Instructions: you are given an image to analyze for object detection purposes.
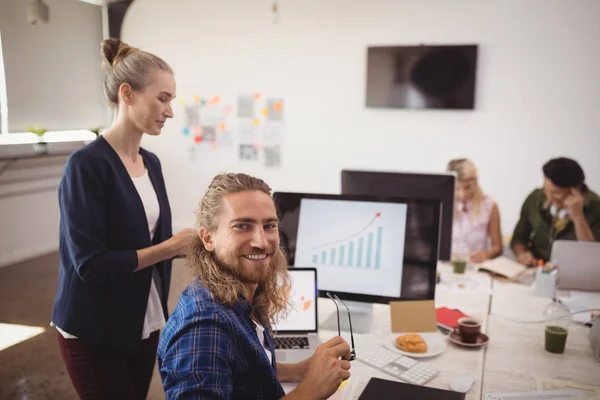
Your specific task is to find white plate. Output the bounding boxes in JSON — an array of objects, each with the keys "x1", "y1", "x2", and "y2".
[{"x1": 384, "y1": 332, "x2": 447, "y2": 358}]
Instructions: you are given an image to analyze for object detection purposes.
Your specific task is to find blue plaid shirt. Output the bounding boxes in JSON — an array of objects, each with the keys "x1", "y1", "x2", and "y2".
[{"x1": 157, "y1": 282, "x2": 285, "y2": 399}]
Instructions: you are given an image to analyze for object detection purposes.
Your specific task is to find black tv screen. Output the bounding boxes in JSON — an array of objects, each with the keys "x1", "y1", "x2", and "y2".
[{"x1": 365, "y1": 44, "x2": 478, "y2": 110}]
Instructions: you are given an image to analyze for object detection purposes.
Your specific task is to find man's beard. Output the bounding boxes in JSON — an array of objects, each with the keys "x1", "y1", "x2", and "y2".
[{"x1": 214, "y1": 249, "x2": 275, "y2": 284}]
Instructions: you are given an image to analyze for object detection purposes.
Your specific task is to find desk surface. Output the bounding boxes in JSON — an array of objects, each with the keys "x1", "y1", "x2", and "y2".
[
  {"x1": 282, "y1": 267, "x2": 599, "y2": 399},
  {"x1": 284, "y1": 265, "x2": 493, "y2": 399},
  {"x1": 483, "y1": 281, "x2": 600, "y2": 393}
]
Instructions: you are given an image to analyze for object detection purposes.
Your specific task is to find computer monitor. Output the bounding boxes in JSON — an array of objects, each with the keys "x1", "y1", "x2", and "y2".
[
  {"x1": 341, "y1": 169, "x2": 456, "y2": 261},
  {"x1": 273, "y1": 192, "x2": 440, "y2": 333}
]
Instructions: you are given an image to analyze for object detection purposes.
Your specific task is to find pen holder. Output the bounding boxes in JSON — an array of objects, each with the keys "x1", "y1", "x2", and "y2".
[{"x1": 533, "y1": 268, "x2": 557, "y2": 298}]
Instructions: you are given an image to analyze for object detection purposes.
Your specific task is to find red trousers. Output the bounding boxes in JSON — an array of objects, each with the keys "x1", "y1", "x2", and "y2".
[{"x1": 56, "y1": 330, "x2": 159, "y2": 400}]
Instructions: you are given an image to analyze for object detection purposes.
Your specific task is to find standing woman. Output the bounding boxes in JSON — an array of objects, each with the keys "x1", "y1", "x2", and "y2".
[
  {"x1": 51, "y1": 38, "x2": 195, "y2": 399},
  {"x1": 447, "y1": 158, "x2": 503, "y2": 263}
]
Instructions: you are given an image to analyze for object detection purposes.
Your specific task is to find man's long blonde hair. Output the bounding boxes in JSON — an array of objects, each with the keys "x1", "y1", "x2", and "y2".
[
  {"x1": 185, "y1": 173, "x2": 291, "y2": 328},
  {"x1": 447, "y1": 158, "x2": 485, "y2": 219}
]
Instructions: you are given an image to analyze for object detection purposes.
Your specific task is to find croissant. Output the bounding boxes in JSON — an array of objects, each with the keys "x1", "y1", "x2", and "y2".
[{"x1": 395, "y1": 333, "x2": 428, "y2": 353}]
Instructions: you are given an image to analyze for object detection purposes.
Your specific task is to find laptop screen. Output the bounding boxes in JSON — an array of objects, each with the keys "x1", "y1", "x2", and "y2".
[{"x1": 274, "y1": 269, "x2": 318, "y2": 333}]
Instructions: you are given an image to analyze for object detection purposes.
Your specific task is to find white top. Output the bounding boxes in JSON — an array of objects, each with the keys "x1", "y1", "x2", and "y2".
[
  {"x1": 254, "y1": 321, "x2": 273, "y2": 365},
  {"x1": 53, "y1": 169, "x2": 165, "y2": 340},
  {"x1": 133, "y1": 169, "x2": 166, "y2": 340},
  {"x1": 451, "y1": 196, "x2": 495, "y2": 254}
]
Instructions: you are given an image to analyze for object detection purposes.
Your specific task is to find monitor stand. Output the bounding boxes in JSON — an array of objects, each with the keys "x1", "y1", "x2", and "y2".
[{"x1": 320, "y1": 300, "x2": 374, "y2": 334}]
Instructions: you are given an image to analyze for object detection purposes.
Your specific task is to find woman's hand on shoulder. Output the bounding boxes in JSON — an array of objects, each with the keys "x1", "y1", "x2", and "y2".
[{"x1": 167, "y1": 228, "x2": 197, "y2": 258}]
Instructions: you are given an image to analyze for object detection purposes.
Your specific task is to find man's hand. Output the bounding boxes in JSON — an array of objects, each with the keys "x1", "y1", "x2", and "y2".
[
  {"x1": 564, "y1": 188, "x2": 585, "y2": 222},
  {"x1": 516, "y1": 251, "x2": 537, "y2": 267},
  {"x1": 276, "y1": 358, "x2": 309, "y2": 383},
  {"x1": 293, "y1": 336, "x2": 352, "y2": 400}
]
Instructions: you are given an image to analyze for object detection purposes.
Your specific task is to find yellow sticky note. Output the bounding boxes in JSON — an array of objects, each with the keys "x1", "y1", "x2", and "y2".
[{"x1": 337, "y1": 379, "x2": 350, "y2": 391}]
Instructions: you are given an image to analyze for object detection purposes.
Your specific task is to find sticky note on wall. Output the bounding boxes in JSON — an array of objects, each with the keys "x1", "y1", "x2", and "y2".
[{"x1": 267, "y1": 98, "x2": 284, "y2": 121}]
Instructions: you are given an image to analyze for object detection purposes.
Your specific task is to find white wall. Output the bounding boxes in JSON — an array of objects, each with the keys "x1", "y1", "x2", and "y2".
[
  {"x1": 122, "y1": 0, "x2": 600, "y2": 236},
  {"x1": 0, "y1": 155, "x2": 68, "y2": 267},
  {"x1": 0, "y1": 0, "x2": 104, "y2": 267},
  {"x1": 0, "y1": 0, "x2": 106, "y2": 132}
]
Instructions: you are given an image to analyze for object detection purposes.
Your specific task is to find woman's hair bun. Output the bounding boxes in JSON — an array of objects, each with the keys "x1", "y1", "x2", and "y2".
[{"x1": 101, "y1": 38, "x2": 138, "y2": 69}]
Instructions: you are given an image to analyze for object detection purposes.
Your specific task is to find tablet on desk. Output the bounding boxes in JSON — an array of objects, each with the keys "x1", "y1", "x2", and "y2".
[{"x1": 358, "y1": 377, "x2": 466, "y2": 400}]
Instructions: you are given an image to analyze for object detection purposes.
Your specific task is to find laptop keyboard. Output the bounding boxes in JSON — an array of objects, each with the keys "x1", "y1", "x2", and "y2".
[{"x1": 274, "y1": 336, "x2": 310, "y2": 350}]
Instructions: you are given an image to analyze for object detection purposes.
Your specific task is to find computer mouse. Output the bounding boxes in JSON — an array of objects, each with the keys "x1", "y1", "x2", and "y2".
[{"x1": 450, "y1": 375, "x2": 474, "y2": 393}]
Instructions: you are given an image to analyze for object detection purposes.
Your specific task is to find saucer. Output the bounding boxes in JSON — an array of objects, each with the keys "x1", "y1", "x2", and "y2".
[{"x1": 448, "y1": 327, "x2": 489, "y2": 348}]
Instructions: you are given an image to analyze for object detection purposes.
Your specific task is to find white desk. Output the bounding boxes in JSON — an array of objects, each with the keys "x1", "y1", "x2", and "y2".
[
  {"x1": 282, "y1": 270, "x2": 600, "y2": 399},
  {"x1": 483, "y1": 281, "x2": 600, "y2": 394},
  {"x1": 283, "y1": 268, "x2": 493, "y2": 399}
]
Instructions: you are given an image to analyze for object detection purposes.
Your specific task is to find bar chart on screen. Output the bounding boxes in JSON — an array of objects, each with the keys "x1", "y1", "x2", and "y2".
[
  {"x1": 294, "y1": 198, "x2": 407, "y2": 297},
  {"x1": 310, "y1": 212, "x2": 384, "y2": 269}
]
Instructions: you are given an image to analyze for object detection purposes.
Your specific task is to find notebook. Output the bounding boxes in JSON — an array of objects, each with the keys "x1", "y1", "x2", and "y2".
[
  {"x1": 476, "y1": 256, "x2": 526, "y2": 281},
  {"x1": 358, "y1": 377, "x2": 465, "y2": 400},
  {"x1": 436, "y1": 307, "x2": 471, "y2": 332}
]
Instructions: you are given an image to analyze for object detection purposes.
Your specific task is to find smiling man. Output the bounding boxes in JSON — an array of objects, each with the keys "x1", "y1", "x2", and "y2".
[{"x1": 157, "y1": 173, "x2": 352, "y2": 400}]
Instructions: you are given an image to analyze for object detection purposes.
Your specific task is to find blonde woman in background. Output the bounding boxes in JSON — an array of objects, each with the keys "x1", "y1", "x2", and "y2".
[{"x1": 447, "y1": 159, "x2": 503, "y2": 263}]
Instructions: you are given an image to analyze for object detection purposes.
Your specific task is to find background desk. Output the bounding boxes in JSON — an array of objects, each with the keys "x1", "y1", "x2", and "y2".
[
  {"x1": 283, "y1": 269, "x2": 599, "y2": 399},
  {"x1": 483, "y1": 281, "x2": 600, "y2": 393},
  {"x1": 283, "y1": 267, "x2": 493, "y2": 399}
]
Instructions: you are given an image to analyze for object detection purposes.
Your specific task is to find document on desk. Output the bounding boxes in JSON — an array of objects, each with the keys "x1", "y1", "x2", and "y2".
[
  {"x1": 438, "y1": 271, "x2": 493, "y2": 295},
  {"x1": 535, "y1": 376, "x2": 600, "y2": 397},
  {"x1": 476, "y1": 256, "x2": 527, "y2": 281},
  {"x1": 484, "y1": 390, "x2": 587, "y2": 399},
  {"x1": 559, "y1": 291, "x2": 600, "y2": 324},
  {"x1": 345, "y1": 379, "x2": 370, "y2": 400}
]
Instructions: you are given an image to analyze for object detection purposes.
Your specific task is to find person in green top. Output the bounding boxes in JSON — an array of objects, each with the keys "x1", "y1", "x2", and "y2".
[{"x1": 511, "y1": 157, "x2": 600, "y2": 266}]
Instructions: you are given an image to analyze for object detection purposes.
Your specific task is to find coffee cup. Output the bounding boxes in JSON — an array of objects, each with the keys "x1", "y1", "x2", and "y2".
[{"x1": 458, "y1": 317, "x2": 481, "y2": 344}]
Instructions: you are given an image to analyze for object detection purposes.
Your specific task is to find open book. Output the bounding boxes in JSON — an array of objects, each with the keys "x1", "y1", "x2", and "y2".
[{"x1": 475, "y1": 256, "x2": 526, "y2": 281}]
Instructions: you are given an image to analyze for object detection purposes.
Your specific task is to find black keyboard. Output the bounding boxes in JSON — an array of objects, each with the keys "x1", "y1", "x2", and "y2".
[{"x1": 274, "y1": 336, "x2": 310, "y2": 350}]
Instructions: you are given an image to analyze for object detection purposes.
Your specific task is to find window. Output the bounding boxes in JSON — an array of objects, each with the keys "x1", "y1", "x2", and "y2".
[{"x1": 0, "y1": 30, "x2": 8, "y2": 134}]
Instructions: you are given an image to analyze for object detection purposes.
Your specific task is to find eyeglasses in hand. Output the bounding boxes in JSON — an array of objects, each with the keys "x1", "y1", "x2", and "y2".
[{"x1": 326, "y1": 292, "x2": 356, "y2": 360}]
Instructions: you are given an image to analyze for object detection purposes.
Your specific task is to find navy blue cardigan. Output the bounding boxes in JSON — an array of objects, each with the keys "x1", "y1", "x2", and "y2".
[{"x1": 52, "y1": 136, "x2": 173, "y2": 352}]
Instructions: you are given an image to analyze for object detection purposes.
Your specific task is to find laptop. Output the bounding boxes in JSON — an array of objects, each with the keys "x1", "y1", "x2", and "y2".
[
  {"x1": 550, "y1": 240, "x2": 600, "y2": 291},
  {"x1": 273, "y1": 267, "x2": 322, "y2": 363}
]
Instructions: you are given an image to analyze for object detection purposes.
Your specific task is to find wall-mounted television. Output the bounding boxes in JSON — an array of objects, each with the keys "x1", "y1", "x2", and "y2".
[{"x1": 365, "y1": 44, "x2": 478, "y2": 110}]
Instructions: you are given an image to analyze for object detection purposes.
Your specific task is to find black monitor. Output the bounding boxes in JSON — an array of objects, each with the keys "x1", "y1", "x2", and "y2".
[
  {"x1": 274, "y1": 190, "x2": 439, "y2": 298},
  {"x1": 365, "y1": 44, "x2": 478, "y2": 110},
  {"x1": 274, "y1": 192, "x2": 440, "y2": 333},
  {"x1": 341, "y1": 169, "x2": 455, "y2": 261}
]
